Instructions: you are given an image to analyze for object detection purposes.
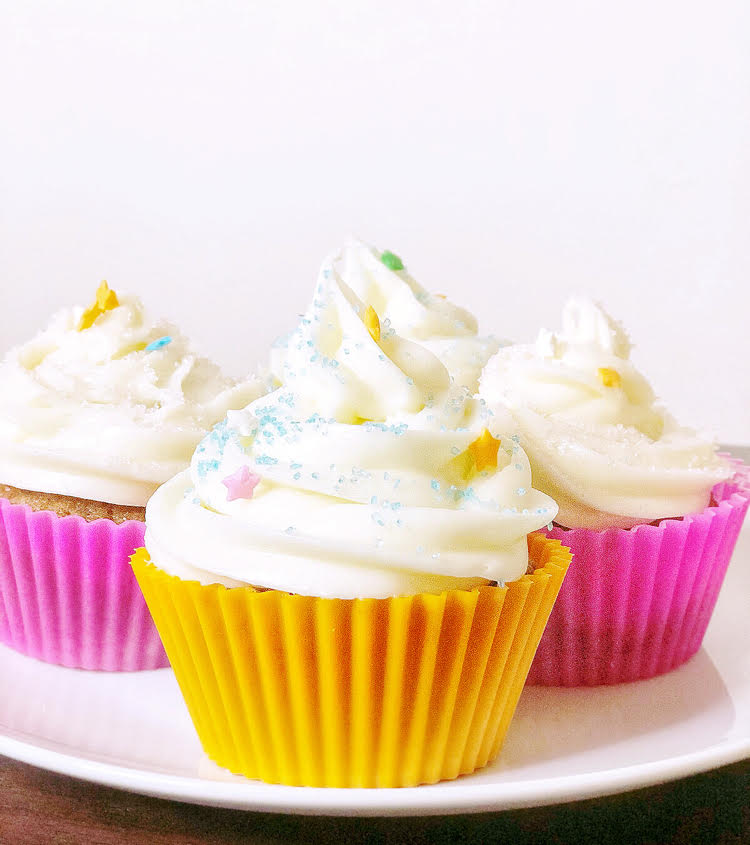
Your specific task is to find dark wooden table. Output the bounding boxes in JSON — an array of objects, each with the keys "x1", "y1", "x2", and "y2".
[{"x1": 1, "y1": 755, "x2": 748, "y2": 845}]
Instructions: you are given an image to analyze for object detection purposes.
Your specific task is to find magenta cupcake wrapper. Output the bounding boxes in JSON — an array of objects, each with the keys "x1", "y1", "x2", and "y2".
[
  {"x1": 527, "y1": 458, "x2": 750, "y2": 687},
  {"x1": 0, "y1": 498, "x2": 169, "y2": 671}
]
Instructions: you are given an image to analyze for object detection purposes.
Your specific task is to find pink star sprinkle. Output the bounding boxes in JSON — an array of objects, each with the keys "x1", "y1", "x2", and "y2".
[{"x1": 222, "y1": 466, "x2": 261, "y2": 502}]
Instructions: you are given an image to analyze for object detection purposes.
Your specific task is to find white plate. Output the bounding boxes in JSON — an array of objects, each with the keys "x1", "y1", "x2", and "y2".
[{"x1": 1, "y1": 523, "x2": 748, "y2": 817}]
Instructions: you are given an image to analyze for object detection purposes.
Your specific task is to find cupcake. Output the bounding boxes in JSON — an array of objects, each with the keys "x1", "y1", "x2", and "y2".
[
  {"x1": 0, "y1": 282, "x2": 268, "y2": 670},
  {"x1": 479, "y1": 298, "x2": 748, "y2": 686},
  {"x1": 132, "y1": 258, "x2": 570, "y2": 787},
  {"x1": 271, "y1": 240, "x2": 502, "y2": 393}
]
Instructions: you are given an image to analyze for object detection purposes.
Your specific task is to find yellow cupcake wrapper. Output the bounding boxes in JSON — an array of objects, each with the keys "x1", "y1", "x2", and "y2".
[{"x1": 131, "y1": 534, "x2": 571, "y2": 788}]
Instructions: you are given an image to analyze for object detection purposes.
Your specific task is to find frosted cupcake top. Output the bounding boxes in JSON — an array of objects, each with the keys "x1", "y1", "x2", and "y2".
[
  {"x1": 0, "y1": 283, "x2": 268, "y2": 507},
  {"x1": 479, "y1": 298, "x2": 731, "y2": 529},
  {"x1": 271, "y1": 240, "x2": 501, "y2": 393},
  {"x1": 145, "y1": 260, "x2": 557, "y2": 598}
]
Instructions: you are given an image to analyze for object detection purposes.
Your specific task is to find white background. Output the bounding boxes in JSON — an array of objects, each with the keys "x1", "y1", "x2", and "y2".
[{"x1": 1, "y1": 1, "x2": 748, "y2": 442}]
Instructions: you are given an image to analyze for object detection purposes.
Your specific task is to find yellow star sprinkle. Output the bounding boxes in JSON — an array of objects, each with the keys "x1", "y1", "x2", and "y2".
[
  {"x1": 77, "y1": 304, "x2": 102, "y2": 332},
  {"x1": 77, "y1": 281, "x2": 119, "y2": 331},
  {"x1": 364, "y1": 305, "x2": 381, "y2": 343},
  {"x1": 468, "y1": 428, "x2": 501, "y2": 472},
  {"x1": 95, "y1": 280, "x2": 119, "y2": 311},
  {"x1": 598, "y1": 367, "x2": 621, "y2": 388}
]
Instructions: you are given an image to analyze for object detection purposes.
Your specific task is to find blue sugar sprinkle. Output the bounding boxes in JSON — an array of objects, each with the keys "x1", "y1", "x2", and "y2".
[
  {"x1": 311, "y1": 472, "x2": 319, "y2": 480},
  {"x1": 516, "y1": 487, "x2": 527, "y2": 496},
  {"x1": 370, "y1": 495, "x2": 378, "y2": 505},
  {"x1": 255, "y1": 455, "x2": 278, "y2": 466},
  {"x1": 196, "y1": 458, "x2": 219, "y2": 478},
  {"x1": 290, "y1": 462, "x2": 302, "y2": 470},
  {"x1": 515, "y1": 463, "x2": 522, "y2": 471},
  {"x1": 293, "y1": 472, "x2": 301, "y2": 480},
  {"x1": 145, "y1": 335, "x2": 172, "y2": 352},
  {"x1": 451, "y1": 446, "x2": 461, "y2": 456},
  {"x1": 285, "y1": 526, "x2": 296, "y2": 535},
  {"x1": 431, "y1": 480, "x2": 440, "y2": 492}
]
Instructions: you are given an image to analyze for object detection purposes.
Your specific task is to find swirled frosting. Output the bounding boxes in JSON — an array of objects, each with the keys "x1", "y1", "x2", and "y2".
[
  {"x1": 479, "y1": 298, "x2": 731, "y2": 529},
  {"x1": 271, "y1": 241, "x2": 502, "y2": 393},
  {"x1": 146, "y1": 262, "x2": 557, "y2": 598},
  {"x1": 0, "y1": 287, "x2": 269, "y2": 506}
]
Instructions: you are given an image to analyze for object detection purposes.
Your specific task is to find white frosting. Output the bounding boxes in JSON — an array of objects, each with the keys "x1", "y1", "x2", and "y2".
[
  {"x1": 0, "y1": 292, "x2": 269, "y2": 506},
  {"x1": 270, "y1": 241, "x2": 502, "y2": 393},
  {"x1": 479, "y1": 298, "x2": 731, "y2": 529},
  {"x1": 146, "y1": 261, "x2": 557, "y2": 598}
]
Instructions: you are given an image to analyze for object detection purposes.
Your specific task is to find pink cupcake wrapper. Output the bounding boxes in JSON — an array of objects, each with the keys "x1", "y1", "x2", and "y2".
[
  {"x1": 0, "y1": 498, "x2": 168, "y2": 671},
  {"x1": 527, "y1": 457, "x2": 750, "y2": 687}
]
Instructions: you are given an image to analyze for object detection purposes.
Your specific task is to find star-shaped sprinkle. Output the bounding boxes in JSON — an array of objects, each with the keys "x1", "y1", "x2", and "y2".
[
  {"x1": 364, "y1": 305, "x2": 381, "y2": 342},
  {"x1": 146, "y1": 335, "x2": 173, "y2": 352},
  {"x1": 222, "y1": 466, "x2": 262, "y2": 502},
  {"x1": 598, "y1": 367, "x2": 621, "y2": 388},
  {"x1": 77, "y1": 281, "x2": 119, "y2": 331},
  {"x1": 468, "y1": 428, "x2": 501, "y2": 472},
  {"x1": 380, "y1": 250, "x2": 404, "y2": 271}
]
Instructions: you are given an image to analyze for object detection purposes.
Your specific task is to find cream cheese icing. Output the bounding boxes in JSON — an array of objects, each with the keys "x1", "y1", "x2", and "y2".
[
  {"x1": 479, "y1": 298, "x2": 731, "y2": 529},
  {"x1": 270, "y1": 240, "x2": 502, "y2": 393},
  {"x1": 145, "y1": 260, "x2": 557, "y2": 598},
  {"x1": 0, "y1": 285, "x2": 269, "y2": 506}
]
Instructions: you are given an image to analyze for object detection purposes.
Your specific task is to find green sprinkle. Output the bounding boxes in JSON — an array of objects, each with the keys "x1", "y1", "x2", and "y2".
[{"x1": 380, "y1": 250, "x2": 404, "y2": 271}]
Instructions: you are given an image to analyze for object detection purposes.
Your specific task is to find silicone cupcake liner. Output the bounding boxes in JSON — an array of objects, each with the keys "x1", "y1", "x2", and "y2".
[
  {"x1": 131, "y1": 534, "x2": 571, "y2": 788},
  {"x1": 0, "y1": 497, "x2": 169, "y2": 671},
  {"x1": 527, "y1": 459, "x2": 750, "y2": 687}
]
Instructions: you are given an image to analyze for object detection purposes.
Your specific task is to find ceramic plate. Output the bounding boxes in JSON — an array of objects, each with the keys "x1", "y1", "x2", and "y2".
[{"x1": 1, "y1": 520, "x2": 748, "y2": 817}]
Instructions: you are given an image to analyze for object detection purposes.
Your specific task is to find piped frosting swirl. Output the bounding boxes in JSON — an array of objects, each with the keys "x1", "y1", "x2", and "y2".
[
  {"x1": 0, "y1": 285, "x2": 268, "y2": 506},
  {"x1": 146, "y1": 258, "x2": 557, "y2": 598},
  {"x1": 479, "y1": 298, "x2": 731, "y2": 529}
]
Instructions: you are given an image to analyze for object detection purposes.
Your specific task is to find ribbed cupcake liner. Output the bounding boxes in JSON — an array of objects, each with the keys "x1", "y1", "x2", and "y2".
[
  {"x1": 131, "y1": 533, "x2": 571, "y2": 788},
  {"x1": 527, "y1": 459, "x2": 750, "y2": 687},
  {"x1": 0, "y1": 498, "x2": 169, "y2": 671}
]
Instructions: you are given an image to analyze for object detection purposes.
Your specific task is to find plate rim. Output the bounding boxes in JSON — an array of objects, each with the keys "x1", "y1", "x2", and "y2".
[{"x1": 1, "y1": 727, "x2": 748, "y2": 817}]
